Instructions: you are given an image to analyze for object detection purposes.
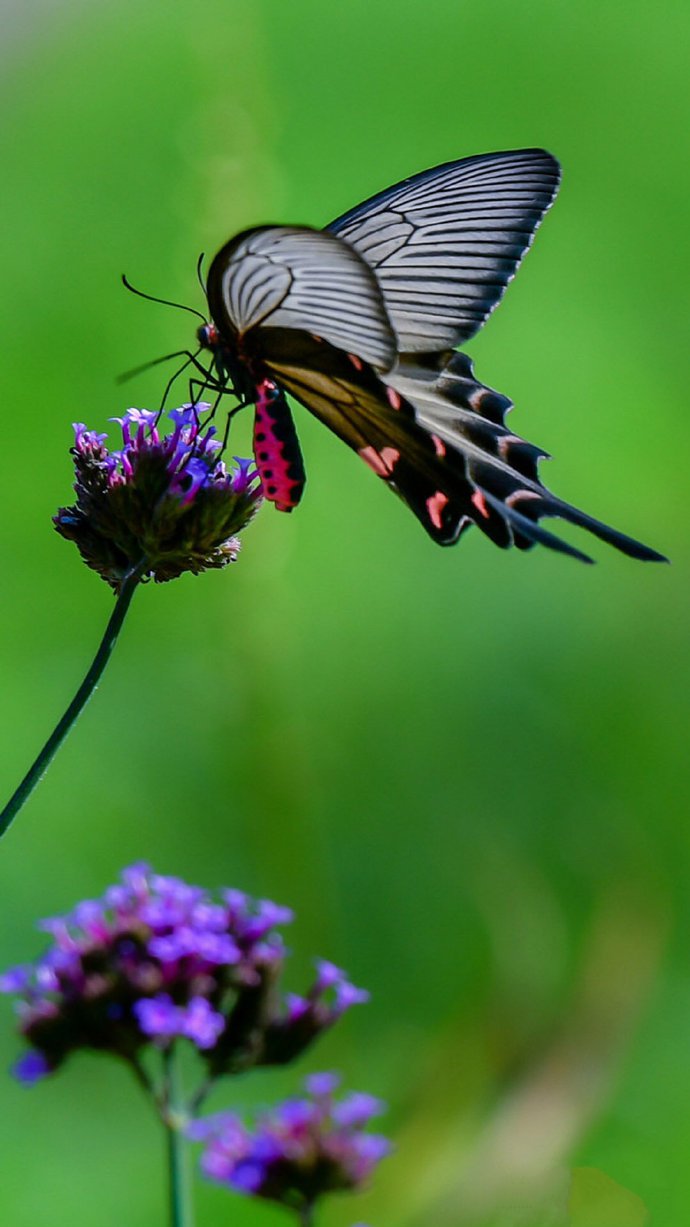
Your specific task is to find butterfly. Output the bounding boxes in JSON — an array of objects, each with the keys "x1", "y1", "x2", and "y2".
[{"x1": 193, "y1": 148, "x2": 664, "y2": 564}]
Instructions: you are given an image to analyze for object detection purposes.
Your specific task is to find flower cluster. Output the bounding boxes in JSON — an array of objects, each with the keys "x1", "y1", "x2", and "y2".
[
  {"x1": 53, "y1": 406, "x2": 262, "y2": 587},
  {"x1": 0, "y1": 865, "x2": 368, "y2": 1085},
  {"x1": 192, "y1": 1073, "x2": 391, "y2": 1215}
]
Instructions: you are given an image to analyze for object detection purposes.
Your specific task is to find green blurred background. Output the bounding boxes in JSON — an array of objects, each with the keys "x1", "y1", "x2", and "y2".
[{"x1": 0, "y1": 1, "x2": 687, "y2": 1223}]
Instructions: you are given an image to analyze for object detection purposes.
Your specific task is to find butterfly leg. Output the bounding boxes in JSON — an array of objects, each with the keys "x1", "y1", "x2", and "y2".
[{"x1": 158, "y1": 350, "x2": 221, "y2": 416}]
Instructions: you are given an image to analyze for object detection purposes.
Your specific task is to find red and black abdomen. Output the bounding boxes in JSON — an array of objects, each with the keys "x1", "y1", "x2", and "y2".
[{"x1": 253, "y1": 379, "x2": 306, "y2": 512}]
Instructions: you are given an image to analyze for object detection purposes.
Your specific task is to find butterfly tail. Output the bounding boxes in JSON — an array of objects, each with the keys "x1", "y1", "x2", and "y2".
[{"x1": 388, "y1": 352, "x2": 667, "y2": 563}]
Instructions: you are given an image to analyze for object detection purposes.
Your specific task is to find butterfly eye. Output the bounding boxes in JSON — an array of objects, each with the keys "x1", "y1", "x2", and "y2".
[{"x1": 197, "y1": 323, "x2": 218, "y2": 350}]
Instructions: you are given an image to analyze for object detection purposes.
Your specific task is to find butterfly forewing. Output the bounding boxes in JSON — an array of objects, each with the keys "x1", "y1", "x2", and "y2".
[
  {"x1": 206, "y1": 225, "x2": 396, "y2": 372},
  {"x1": 327, "y1": 148, "x2": 561, "y2": 351}
]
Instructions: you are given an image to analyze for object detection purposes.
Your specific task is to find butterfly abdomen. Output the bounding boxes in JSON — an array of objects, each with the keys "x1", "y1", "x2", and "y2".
[{"x1": 253, "y1": 380, "x2": 306, "y2": 512}]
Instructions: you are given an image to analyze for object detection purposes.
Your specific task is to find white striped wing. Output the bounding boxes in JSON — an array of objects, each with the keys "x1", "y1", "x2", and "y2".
[
  {"x1": 327, "y1": 148, "x2": 560, "y2": 352},
  {"x1": 206, "y1": 225, "x2": 397, "y2": 372}
]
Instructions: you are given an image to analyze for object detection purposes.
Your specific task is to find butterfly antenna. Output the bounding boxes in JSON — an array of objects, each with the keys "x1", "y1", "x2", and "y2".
[
  {"x1": 121, "y1": 273, "x2": 207, "y2": 323},
  {"x1": 196, "y1": 252, "x2": 207, "y2": 294},
  {"x1": 117, "y1": 349, "x2": 203, "y2": 385}
]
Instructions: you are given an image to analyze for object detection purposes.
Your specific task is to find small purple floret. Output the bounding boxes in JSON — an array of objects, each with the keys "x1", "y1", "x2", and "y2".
[
  {"x1": 230, "y1": 1162, "x2": 266, "y2": 1193},
  {"x1": 333, "y1": 1094, "x2": 385, "y2": 1128},
  {"x1": 133, "y1": 995, "x2": 180, "y2": 1041},
  {"x1": 335, "y1": 981, "x2": 371, "y2": 1011},
  {"x1": 306, "y1": 1071, "x2": 340, "y2": 1097},
  {"x1": 0, "y1": 966, "x2": 33, "y2": 993},
  {"x1": 314, "y1": 959, "x2": 346, "y2": 990},
  {"x1": 13, "y1": 1050, "x2": 51, "y2": 1085},
  {"x1": 182, "y1": 997, "x2": 225, "y2": 1049}
]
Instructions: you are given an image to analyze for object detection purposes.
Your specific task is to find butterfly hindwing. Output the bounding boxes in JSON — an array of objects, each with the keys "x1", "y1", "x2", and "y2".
[
  {"x1": 257, "y1": 328, "x2": 476, "y2": 544},
  {"x1": 256, "y1": 329, "x2": 579, "y2": 553},
  {"x1": 387, "y1": 352, "x2": 666, "y2": 562}
]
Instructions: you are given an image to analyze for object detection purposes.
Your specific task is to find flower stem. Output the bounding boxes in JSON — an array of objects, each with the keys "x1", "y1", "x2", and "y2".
[
  {"x1": 0, "y1": 565, "x2": 143, "y2": 839},
  {"x1": 187, "y1": 1075, "x2": 214, "y2": 1116},
  {"x1": 163, "y1": 1047, "x2": 193, "y2": 1227},
  {"x1": 299, "y1": 1203, "x2": 316, "y2": 1227}
]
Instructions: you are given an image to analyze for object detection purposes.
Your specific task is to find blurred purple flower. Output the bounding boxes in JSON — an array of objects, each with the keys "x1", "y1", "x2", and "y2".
[
  {"x1": 133, "y1": 994, "x2": 225, "y2": 1049},
  {"x1": 194, "y1": 1073, "x2": 391, "y2": 1217},
  {"x1": 54, "y1": 405, "x2": 263, "y2": 587},
  {"x1": 13, "y1": 1050, "x2": 52, "y2": 1085},
  {"x1": 1, "y1": 865, "x2": 368, "y2": 1084}
]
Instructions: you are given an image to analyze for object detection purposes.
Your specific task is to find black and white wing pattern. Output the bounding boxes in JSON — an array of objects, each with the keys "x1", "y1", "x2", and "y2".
[
  {"x1": 205, "y1": 225, "x2": 396, "y2": 371},
  {"x1": 259, "y1": 328, "x2": 477, "y2": 546},
  {"x1": 385, "y1": 351, "x2": 666, "y2": 561},
  {"x1": 198, "y1": 154, "x2": 665, "y2": 563},
  {"x1": 257, "y1": 330, "x2": 664, "y2": 561},
  {"x1": 327, "y1": 148, "x2": 560, "y2": 352}
]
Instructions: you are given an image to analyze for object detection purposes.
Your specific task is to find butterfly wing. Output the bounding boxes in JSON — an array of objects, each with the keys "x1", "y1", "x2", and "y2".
[
  {"x1": 256, "y1": 329, "x2": 654, "y2": 561},
  {"x1": 325, "y1": 149, "x2": 663, "y2": 560},
  {"x1": 258, "y1": 328, "x2": 475, "y2": 545},
  {"x1": 386, "y1": 352, "x2": 666, "y2": 562},
  {"x1": 327, "y1": 148, "x2": 560, "y2": 351},
  {"x1": 205, "y1": 224, "x2": 396, "y2": 371}
]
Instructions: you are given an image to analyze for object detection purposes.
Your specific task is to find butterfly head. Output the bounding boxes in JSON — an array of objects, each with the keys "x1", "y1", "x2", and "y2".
[
  {"x1": 196, "y1": 320, "x2": 231, "y2": 387},
  {"x1": 196, "y1": 321, "x2": 220, "y2": 352}
]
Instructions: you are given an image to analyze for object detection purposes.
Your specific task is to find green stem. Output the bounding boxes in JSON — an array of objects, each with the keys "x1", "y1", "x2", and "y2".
[
  {"x1": 299, "y1": 1203, "x2": 315, "y2": 1227},
  {"x1": 126, "y1": 1053, "x2": 161, "y2": 1109},
  {"x1": 0, "y1": 565, "x2": 142, "y2": 839},
  {"x1": 163, "y1": 1047, "x2": 193, "y2": 1227},
  {"x1": 187, "y1": 1075, "x2": 214, "y2": 1116}
]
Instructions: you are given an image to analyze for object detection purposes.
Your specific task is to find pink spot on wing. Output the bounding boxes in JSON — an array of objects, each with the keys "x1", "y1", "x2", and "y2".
[
  {"x1": 431, "y1": 434, "x2": 446, "y2": 458},
  {"x1": 506, "y1": 489, "x2": 540, "y2": 508},
  {"x1": 498, "y1": 433, "x2": 524, "y2": 458},
  {"x1": 380, "y1": 446, "x2": 400, "y2": 471},
  {"x1": 471, "y1": 490, "x2": 490, "y2": 519},
  {"x1": 358, "y1": 446, "x2": 400, "y2": 477},
  {"x1": 426, "y1": 491, "x2": 449, "y2": 530},
  {"x1": 348, "y1": 353, "x2": 364, "y2": 371},
  {"x1": 386, "y1": 387, "x2": 402, "y2": 410}
]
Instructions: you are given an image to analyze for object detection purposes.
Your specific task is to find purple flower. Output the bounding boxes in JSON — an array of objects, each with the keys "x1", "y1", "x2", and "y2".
[
  {"x1": 133, "y1": 994, "x2": 182, "y2": 1041},
  {"x1": 253, "y1": 959, "x2": 369, "y2": 1071},
  {"x1": 306, "y1": 1071, "x2": 340, "y2": 1097},
  {"x1": 195, "y1": 1074, "x2": 392, "y2": 1215},
  {"x1": 182, "y1": 997, "x2": 226, "y2": 1049},
  {"x1": 13, "y1": 1050, "x2": 52, "y2": 1085},
  {"x1": 2, "y1": 866, "x2": 368, "y2": 1086},
  {"x1": 54, "y1": 405, "x2": 263, "y2": 588},
  {"x1": 133, "y1": 994, "x2": 225, "y2": 1049}
]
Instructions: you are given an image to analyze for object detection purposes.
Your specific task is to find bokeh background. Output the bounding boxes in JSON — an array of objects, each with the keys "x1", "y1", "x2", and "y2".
[{"x1": 0, "y1": 1, "x2": 687, "y2": 1223}]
